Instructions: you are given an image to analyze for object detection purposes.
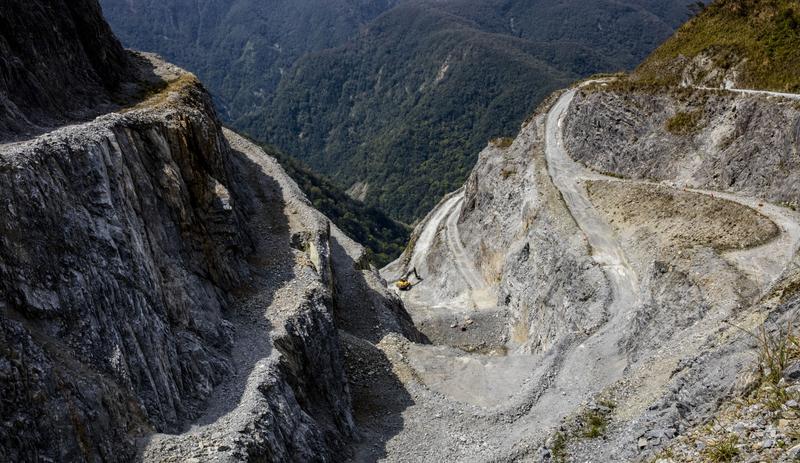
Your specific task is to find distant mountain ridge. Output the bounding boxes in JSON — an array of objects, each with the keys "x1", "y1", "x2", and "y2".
[
  {"x1": 253, "y1": 0, "x2": 700, "y2": 220},
  {"x1": 99, "y1": 0, "x2": 702, "y2": 221},
  {"x1": 99, "y1": 0, "x2": 400, "y2": 120}
]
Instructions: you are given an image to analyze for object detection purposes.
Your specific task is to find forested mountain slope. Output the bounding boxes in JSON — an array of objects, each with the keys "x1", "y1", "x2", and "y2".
[
  {"x1": 237, "y1": 0, "x2": 702, "y2": 221},
  {"x1": 98, "y1": 0, "x2": 399, "y2": 120},
  {"x1": 634, "y1": 0, "x2": 800, "y2": 91},
  {"x1": 99, "y1": 0, "x2": 699, "y2": 221}
]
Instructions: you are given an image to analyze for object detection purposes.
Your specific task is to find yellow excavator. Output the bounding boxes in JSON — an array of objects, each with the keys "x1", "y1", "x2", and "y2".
[{"x1": 395, "y1": 267, "x2": 422, "y2": 291}]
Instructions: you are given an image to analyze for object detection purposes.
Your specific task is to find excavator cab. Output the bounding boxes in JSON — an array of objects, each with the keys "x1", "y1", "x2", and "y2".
[{"x1": 394, "y1": 267, "x2": 421, "y2": 291}]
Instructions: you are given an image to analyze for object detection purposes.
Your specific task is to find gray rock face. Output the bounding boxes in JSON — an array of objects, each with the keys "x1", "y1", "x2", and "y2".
[
  {"x1": 564, "y1": 87, "x2": 800, "y2": 208},
  {"x1": 458, "y1": 121, "x2": 610, "y2": 353},
  {"x1": 0, "y1": 49, "x2": 410, "y2": 463},
  {"x1": 383, "y1": 97, "x2": 610, "y2": 355},
  {"x1": 0, "y1": 0, "x2": 133, "y2": 140},
  {"x1": 1, "y1": 68, "x2": 247, "y2": 461},
  {"x1": 786, "y1": 362, "x2": 800, "y2": 381}
]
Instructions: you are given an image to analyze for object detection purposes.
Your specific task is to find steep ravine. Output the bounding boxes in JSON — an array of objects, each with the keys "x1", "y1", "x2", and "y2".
[{"x1": 5, "y1": 1, "x2": 800, "y2": 462}]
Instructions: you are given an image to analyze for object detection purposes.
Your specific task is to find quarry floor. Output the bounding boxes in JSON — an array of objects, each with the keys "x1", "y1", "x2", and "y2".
[{"x1": 363, "y1": 85, "x2": 800, "y2": 462}]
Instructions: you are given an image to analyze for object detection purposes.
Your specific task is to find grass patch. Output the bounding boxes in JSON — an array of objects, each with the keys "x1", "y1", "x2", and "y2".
[
  {"x1": 124, "y1": 73, "x2": 200, "y2": 111},
  {"x1": 581, "y1": 410, "x2": 608, "y2": 438},
  {"x1": 666, "y1": 110, "x2": 704, "y2": 134},
  {"x1": 750, "y1": 321, "x2": 800, "y2": 411},
  {"x1": 755, "y1": 322, "x2": 800, "y2": 386},
  {"x1": 491, "y1": 137, "x2": 514, "y2": 149},
  {"x1": 702, "y1": 434, "x2": 740, "y2": 462},
  {"x1": 597, "y1": 398, "x2": 618, "y2": 410},
  {"x1": 546, "y1": 398, "x2": 616, "y2": 461},
  {"x1": 578, "y1": 400, "x2": 615, "y2": 439},
  {"x1": 500, "y1": 168, "x2": 517, "y2": 179},
  {"x1": 551, "y1": 431, "x2": 567, "y2": 463},
  {"x1": 635, "y1": 0, "x2": 800, "y2": 92},
  {"x1": 725, "y1": 320, "x2": 800, "y2": 412}
]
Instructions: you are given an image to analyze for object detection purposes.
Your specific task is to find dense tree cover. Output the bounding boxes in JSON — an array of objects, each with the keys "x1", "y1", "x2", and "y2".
[
  {"x1": 247, "y1": 4, "x2": 592, "y2": 220},
  {"x1": 243, "y1": 1, "x2": 697, "y2": 221},
  {"x1": 99, "y1": 0, "x2": 399, "y2": 120},
  {"x1": 100, "y1": 0, "x2": 699, "y2": 222},
  {"x1": 258, "y1": 141, "x2": 410, "y2": 267}
]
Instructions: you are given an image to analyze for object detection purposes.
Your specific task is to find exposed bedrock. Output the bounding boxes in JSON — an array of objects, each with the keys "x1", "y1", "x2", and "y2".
[
  {"x1": 565, "y1": 87, "x2": 800, "y2": 207},
  {"x1": 0, "y1": 54, "x2": 409, "y2": 460},
  {"x1": 0, "y1": 0, "x2": 134, "y2": 140},
  {"x1": 0, "y1": 72, "x2": 246, "y2": 458}
]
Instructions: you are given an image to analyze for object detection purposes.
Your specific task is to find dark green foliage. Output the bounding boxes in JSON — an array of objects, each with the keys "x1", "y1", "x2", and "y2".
[
  {"x1": 99, "y1": 0, "x2": 399, "y2": 121},
  {"x1": 702, "y1": 434, "x2": 740, "y2": 462},
  {"x1": 258, "y1": 142, "x2": 410, "y2": 268},
  {"x1": 247, "y1": 4, "x2": 576, "y2": 221},
  {"x1": 666, "y1": 110, "x2": 704, "y2": 134},
  {"x1": 551, "y1": 431, "x2": 567, "y2": 463},
  {"x1": 240, "y1": 1, "x2": 693, "y2": 221},
  {"x1": 100, "y1": 0, "x2": 695, "y2": 222},
  {"x1": 581, "y1": 410, "x2": 608, "y2": 438}
]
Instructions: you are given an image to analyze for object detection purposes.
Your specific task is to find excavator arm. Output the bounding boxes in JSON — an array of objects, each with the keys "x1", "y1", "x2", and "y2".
[{"x1": 395, "y1": 267, "x2": 422, "y2": 291}]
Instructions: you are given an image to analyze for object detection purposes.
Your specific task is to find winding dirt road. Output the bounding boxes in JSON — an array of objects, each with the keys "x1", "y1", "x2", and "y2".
[
  {"x1": 406, "y1": 191, "x2": 464, "y2": 276},
  {"x1": 444, "y1": 194, "x2": 486, "y2": 291},
  {"x1": 497, "y1": 83, "x2": 800, "y2": 453},
  {"x1": 515, "y1": 87, "x2": 642, "y2": 431},
  {"x1": 697, "y1": 85, "x2": 800, "y2": 101},
  {"x1": 403, "y1": 188, "x2": 486, "y2": 294},
  {"x1": 373, "y1": 82, "x2": 800, "y2": 461}
]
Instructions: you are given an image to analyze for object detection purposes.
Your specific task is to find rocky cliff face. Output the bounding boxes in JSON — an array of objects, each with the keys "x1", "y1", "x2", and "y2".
[
  {"x1": 1, "y1": 58, "x2": 248, "y2": 461},
  {"x1": 545, "y1": 78, "x2": 800, "y2": 462},
  {"x1": 457, "y1": 119, "x2": 612, "y2": 354},
  {"x1": 0, "y1": 2, "x2": 417, "y2": 462},
  {"x1": 565, "y1": 86, "x2": 800, "y2": 208},
  {"x1": 0, "y1": 0, "x2": 133, "y2": 140}
]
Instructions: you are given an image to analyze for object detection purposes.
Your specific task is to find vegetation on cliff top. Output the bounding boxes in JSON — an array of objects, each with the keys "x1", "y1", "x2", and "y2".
[{"x1": 636, "y1": 0, "x2": 800, "y2": 91}]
